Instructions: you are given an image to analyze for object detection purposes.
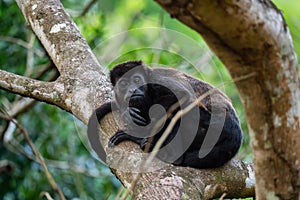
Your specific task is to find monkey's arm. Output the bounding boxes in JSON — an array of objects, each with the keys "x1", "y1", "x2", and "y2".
[
  {"x1": 94, "y1": 101, "x2": 115, "y2": 121},
  {"x1": 87, "y1": 101, "x2": 115, "y2": 162}
]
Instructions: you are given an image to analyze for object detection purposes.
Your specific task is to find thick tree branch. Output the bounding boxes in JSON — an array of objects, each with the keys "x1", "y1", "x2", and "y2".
[
  {"x1": 16, "y1": 0, "x2": 99, "y2": 76},
  {"x1": 0, "y1": 69, "x2": 62, "y2": 106},
  {"x1": 115, "y1": 159, "x2": 254, "y2": 200},
  {"x1": 14, "y1": 0, "x2": 111, "y2": 122},
  {"x1": 154, "y1": 0, "x2": 300, "y2": 198}
]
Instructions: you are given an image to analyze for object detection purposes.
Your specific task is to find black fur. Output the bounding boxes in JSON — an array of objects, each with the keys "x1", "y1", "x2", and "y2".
[{"x1": 88, "y1": 61, "x2": 242, "y2": 169}]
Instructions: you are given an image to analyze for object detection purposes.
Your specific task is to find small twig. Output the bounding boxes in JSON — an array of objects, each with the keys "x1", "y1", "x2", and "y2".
[
  {"x1": 40, "y1": 192, "x2": 54, "y2": 200},
  {"x1": 1, "y1": 111, "x2": 66, "y2": 200},
  {"x1": 7, "y1": 98, "x2": 36, "y2": 118},
  {"x1": 219, "y1": 192, "x2": 227, "y2": 200},
  {"x1": 25, "y1": 33, "x2": 35, "y2": 77},
  {"x1": 0, "y1": 120, "x2": 9, "y2": 141},
  {"x1": 79, "y1": 0, "x2": 97, "y2": 17},
  {"x1": 116, "y1": 186, "x2": 127, "y2": 200},
  {"x1": 33, "y1": 62, "x2": 58, "y2": 81},
  {"x1": 4, "y1": 135, "x2": 104, "y2": 177},
  {"x1": 0, "y1": 35, "x2": 44, "y2": 57},
  {"x1": 14, "y1": 120, "x2": 66, "y2": 200}
]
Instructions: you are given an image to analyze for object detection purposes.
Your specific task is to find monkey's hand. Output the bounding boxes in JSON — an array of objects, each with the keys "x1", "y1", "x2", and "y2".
[
  {"x1": 108, "y1": 130, "x2": 142, "y2": 147},
  {"x1": 129, "y1": 107, "x2": 149, "y2": 126}
]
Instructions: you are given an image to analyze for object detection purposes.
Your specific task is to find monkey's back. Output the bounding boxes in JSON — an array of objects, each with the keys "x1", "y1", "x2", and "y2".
[{"x1": 150, "y1": 67, "x2": 232, "y2": 112}]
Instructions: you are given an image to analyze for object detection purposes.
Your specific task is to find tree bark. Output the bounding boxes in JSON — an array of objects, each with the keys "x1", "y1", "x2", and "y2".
[
  {"x1": 153, "y1": 0, "x2": 300, "y2": 198},
  {"x1": 1, "y1": 0, "x2": 280, "y2": 199},
  {"x1": 14, "y1": 0, "x2": 112, "y2": 122}
]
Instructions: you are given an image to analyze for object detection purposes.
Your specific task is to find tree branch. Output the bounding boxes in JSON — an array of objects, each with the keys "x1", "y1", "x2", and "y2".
[
  {"x1": 0, "y1": 69, "x2": 62, "y2": 106},
  {"x1": 9, "y1": 116, "x2": 66, "y2": 200},
  {"x1": 0, "y1": 35, "x2": 44, "y2": 57},
  {"x1": 79, "y1": 0, "x2": 98, "y2": 17},
  {"x1": 15, "y1": 0, "x2": 101, "y2": 76},
  {"x1": 14, "y1": 0, "x2": 111, "y2": 122}
]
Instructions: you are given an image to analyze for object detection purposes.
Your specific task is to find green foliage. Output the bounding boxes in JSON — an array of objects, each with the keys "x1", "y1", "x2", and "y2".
[
  {"x1": 0, "y1": 1, "x2": 26, "y2": 75},
  {"x1": 273, "y1": 0, "x2": 300, "y2": 58},
  {"x1": 0, "y1": 103, "x2": 121, "y2": 200},
  {"x1": 0, "y1": 0, "x2": 299, "y2": 199}
]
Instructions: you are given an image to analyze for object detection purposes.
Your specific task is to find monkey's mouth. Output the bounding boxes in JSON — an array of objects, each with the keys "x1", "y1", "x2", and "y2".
[
  {"x1": 129, "y1": 95, "x2": 146, "y2": 108},
  {"x1": 125, "y1": 94, "x2": 144, "y2": 102},
  {"x1": 131, "y1": 94, "x2": 144, "y2": 99}
]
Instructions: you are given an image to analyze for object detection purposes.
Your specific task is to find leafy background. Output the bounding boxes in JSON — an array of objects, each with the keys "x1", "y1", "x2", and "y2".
[{"x1": 0, "y1": 0, "x2": 299, "y2": 199}]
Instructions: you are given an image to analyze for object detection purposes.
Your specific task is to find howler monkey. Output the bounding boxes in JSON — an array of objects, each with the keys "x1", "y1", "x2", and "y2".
[{"x1": 88, "y1": 61, "x2": 242, "y2": 169}]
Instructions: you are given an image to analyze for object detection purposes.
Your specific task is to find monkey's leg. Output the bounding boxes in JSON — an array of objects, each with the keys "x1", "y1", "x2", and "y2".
[
  {"x1": 178, "y1": 130, "x2": 241, "y2": 169},
  {"x1": 176, "y1": 146, "x2": 230, "y2": 169}
]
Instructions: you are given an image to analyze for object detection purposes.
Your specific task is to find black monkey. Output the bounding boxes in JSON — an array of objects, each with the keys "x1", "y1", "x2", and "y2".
[{"x1": 88, "y1": 61, "x2": 242, "y2": 169}]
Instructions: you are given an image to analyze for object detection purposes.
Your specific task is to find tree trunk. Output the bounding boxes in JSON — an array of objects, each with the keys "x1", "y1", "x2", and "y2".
[{"x1": 154, "y1": 0, "x2": 300, "y2": 198}]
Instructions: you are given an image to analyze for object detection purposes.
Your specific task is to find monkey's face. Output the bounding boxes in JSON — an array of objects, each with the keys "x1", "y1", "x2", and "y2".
[
  {"x1": 115, "y1": 71, "x2": 150, "y2": 108},
  {"x1": 128, "y1": 85, "x2": 151, "y2": 109}
]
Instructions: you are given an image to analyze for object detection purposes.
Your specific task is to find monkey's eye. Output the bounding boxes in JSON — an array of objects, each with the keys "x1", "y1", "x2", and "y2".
[
  {"x1": 133, "y1": 76, "x2": 142, "y2": 84},
  {"x1": 118, "y1": 80, "x2": 129, "y2": 88}
]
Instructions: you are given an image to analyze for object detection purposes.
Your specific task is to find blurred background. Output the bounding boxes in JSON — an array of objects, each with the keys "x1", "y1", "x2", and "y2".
[{"x1": 0, "y1": 0, "x2": 299, "y2": 199}]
